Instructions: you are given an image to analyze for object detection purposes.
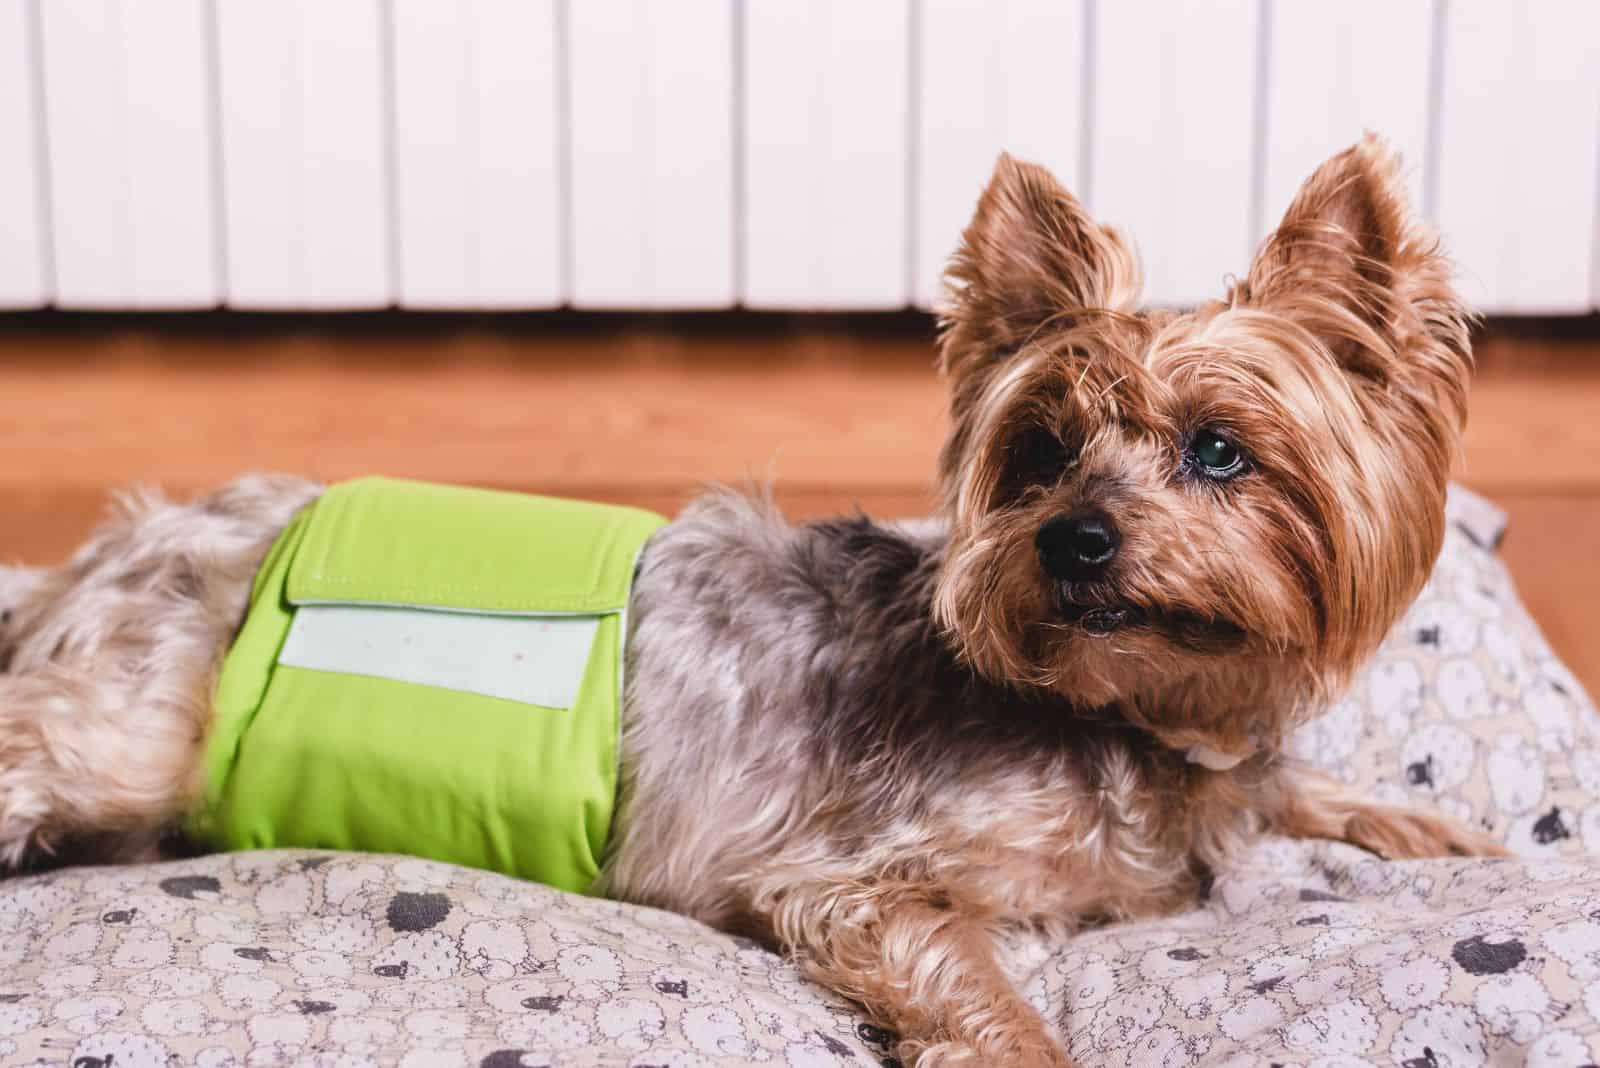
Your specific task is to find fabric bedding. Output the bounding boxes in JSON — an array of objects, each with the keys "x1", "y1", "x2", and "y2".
[
  {"x1": 2, "y1": 487, "x2": 1598, "y2": 1067},
  {"x1": 4, "y1": 844, "x2": 1600, "y2": 1066}
]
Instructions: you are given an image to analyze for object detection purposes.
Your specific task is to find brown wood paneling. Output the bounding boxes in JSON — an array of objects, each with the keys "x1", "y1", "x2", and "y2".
[
  {"x1": 0, "y1": 316, "x2": 943, "y2": 495},
  {"x1": 1490, "y1": 493, "x2": 1600, "y2": 697}
]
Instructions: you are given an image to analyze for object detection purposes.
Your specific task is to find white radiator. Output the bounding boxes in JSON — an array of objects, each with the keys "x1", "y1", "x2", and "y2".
[{"x1": 1, "y1": 0, "x2": 1596, "y2": 315}]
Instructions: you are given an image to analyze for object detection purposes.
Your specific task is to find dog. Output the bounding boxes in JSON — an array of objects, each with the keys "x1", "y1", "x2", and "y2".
[{"x1": 0, "y1": 136, "x2": 1502, "y2": 1066}]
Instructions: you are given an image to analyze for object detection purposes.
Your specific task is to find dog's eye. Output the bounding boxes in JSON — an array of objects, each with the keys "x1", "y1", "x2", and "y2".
[
  {"x1": 1189, "y1": 429, "x2": 1246, "y2": 479},
  {"x1": 1001, "y1": 428, "x2": 1077, "y2": 494}
]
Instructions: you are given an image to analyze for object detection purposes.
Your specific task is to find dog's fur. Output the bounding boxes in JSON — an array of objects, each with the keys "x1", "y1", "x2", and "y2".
[{"x1": 0, "y1": 137, "x2": 1502, "y2": 1066}]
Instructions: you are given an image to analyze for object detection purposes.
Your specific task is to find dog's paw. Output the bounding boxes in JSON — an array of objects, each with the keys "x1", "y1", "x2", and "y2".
[
  {"x1": 1276, "y1": 769, "x2": 1511, "y2": 861},
  {"x1": 910, "y1": 1037, "x2": 1074, "y2": 1068},
  {"x1": 1345, "y1": 803, "x2": 1510, "y2": 860}
]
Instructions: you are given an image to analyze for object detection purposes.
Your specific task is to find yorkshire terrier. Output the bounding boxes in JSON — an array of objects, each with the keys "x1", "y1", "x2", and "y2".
[{"x1": 0, "y1": 136, "x2": 1501, "y2": 1066}]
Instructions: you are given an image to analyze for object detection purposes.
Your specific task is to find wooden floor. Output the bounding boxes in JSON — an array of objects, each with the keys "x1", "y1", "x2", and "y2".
[{"x1": 0, "y1": 312, "x2": 1596, "y2": 691}]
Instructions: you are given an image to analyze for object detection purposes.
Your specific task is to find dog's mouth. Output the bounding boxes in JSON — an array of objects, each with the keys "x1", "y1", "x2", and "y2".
[{"x1": 1056, "y1": 595, "x2": 1246, "y2": 647}]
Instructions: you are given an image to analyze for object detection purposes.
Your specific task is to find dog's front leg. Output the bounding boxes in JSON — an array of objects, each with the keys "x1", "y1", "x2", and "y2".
[
  {"x1": 762, "y1": 878, "x2": 1071, "y2": 1067},
  {"x1": 1271, "y1": 767, "x2": 1509, "y2": 859}
]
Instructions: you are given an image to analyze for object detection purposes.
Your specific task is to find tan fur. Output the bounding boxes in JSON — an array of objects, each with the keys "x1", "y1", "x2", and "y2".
[
  {"x1": 1275, "y1": 769, "x2": 1510, "y2": 860},
  {"x1": 0, "y1": 138, "x2": 1496, "y2": 1066},
  {"x1": 0, "y1": 477, "x2": 319, "y2": 865},
  {"x1": 768, "y1": 880, "x2": 1071, "y2": 1067},
  {"x1": 937, "y1": 136, "x2": 1470, "y2": 757}
]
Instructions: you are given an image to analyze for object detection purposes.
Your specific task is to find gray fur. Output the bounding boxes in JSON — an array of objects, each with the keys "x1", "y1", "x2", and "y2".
[{"x1": 602, "y1": 489, "x2": 1201, "y2": 927}]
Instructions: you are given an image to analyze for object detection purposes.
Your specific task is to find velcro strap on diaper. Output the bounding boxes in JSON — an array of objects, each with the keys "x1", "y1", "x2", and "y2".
[{"x1": 191, "y1": 478, "x2": 666, "y2": 894}]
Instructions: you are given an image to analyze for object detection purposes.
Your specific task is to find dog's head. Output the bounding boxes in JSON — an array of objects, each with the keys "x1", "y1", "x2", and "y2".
[{"x1": 933, "y1": 136, "x2": 1472, "y2": 758}]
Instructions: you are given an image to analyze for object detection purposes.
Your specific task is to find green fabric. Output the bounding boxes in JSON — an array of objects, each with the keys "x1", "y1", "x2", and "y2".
[{"x1": 187, "y1": 478, "x2": 666, "y2": 893}]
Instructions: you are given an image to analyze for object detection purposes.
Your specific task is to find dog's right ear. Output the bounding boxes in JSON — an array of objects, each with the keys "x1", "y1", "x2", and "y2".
[{"x1": 940, "y1": 153, "x2": 1140, "y2": 372}]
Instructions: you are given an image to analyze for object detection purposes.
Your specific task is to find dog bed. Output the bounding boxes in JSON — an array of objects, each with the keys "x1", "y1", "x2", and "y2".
[{"x1": 2, "y1": 488, "x2": 1597, "y2": 1067}]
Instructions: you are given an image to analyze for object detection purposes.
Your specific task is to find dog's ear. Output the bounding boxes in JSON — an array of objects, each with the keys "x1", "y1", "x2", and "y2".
[
  {"x1": 940, "y1": 154, "x2": 1140, "y2": 369},
  {"x1": 1241, "y1": 136, "x2": 1473, "y2": 678},
  {"x1": 1241, "y1": 134, "x2": 1472, "y2": 409},
  {"x1": 936, "y1": 155, "x2": 1139, "y2": 520}
]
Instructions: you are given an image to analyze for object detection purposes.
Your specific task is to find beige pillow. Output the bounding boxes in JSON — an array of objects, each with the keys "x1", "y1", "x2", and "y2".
[{"x1": 1292, "y1": 486, "x2": 1599, "y2": 856}]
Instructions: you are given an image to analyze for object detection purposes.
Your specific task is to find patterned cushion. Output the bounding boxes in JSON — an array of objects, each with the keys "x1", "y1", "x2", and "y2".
[
  {"x1": 1042, "y1": 838, "x2": 1600, "y2": 1066},
  {"x1": 0, "y1": 851, "x2": 873, "y2": 1067},
  {"x1": 1292, "y1": 486, "x2": 1600, "y2": 856},
  {"x1": 4, "y1": 846, "x2": 1600, "y2": 1066}
]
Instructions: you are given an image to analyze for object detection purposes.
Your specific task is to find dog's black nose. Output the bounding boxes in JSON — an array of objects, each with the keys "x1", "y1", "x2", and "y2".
[{"x1": 1036, "y1": 512, "x2": 1119, "y2": 580}]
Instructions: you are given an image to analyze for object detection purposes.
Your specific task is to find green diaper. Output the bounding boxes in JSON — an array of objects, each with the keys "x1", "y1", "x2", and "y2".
[{"x1": 186, "y1": 477, "x2": 666, "y2": 893}]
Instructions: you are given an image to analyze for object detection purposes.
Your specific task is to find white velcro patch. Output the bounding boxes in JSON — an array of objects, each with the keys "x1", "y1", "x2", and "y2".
[{"x1": 278, "y1": 603, "x2": 601, "y2": 709}]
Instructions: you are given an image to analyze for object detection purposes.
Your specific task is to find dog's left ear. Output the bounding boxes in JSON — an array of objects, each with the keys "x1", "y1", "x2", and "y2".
[
  {"x1": 1242, "y1": 136, "x2": 1474, "y2": 678},
  {"x1": 1240, "y1": 134, "x2": 1472, "y2": 417}
]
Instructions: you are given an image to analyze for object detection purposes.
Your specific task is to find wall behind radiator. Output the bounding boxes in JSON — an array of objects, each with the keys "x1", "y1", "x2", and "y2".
[{"x1": 1, "y1": 0, "x2": 1596, "y2": 316}]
